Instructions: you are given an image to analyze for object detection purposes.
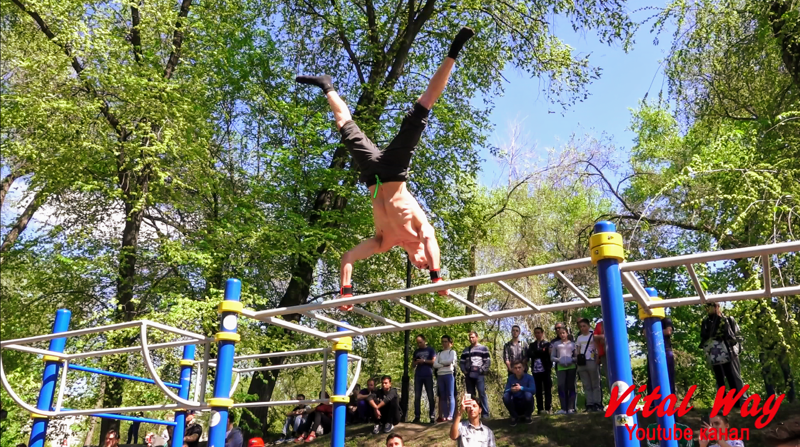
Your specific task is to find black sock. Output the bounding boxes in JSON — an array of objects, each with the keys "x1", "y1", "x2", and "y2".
[
  {"x1": 448, "y1": 27, "x2": 475, "y2": 59},
  {"x1": 295, "y1": 74, "x2": 334, "y2": 93}
]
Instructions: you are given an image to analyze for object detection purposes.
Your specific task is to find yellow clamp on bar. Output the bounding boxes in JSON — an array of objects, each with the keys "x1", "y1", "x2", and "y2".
[
  {"x1": 330, "y1": 395, "x2": 349, "y2": 404},
  {"x1": 31, "y1": 413, "x2": 48, "y2": 419},
  {"x1": 218, "y1": 301, "x2": 243, "y2": 314},
  {"x1": 208, "y1": 398, "x2": 234, "y2": 408},
  {"x1": 214, "y1": 332, "x2": 241, "y2": 343},
  {"x1": 590, "y1": 231, "x2": 625, "y2": 265},
  {"x1": 42, "y1": 355, "x2": 61, "y2": 362},
  {"x1": 332, "y1": 336, "x2": 352, "y2": 351},
  {"x1": 638, "y1": 296, "x2": 666, "y2": 320},
  {"x1": 179, "y1": 359, "x2": 195, "y2": 367}
]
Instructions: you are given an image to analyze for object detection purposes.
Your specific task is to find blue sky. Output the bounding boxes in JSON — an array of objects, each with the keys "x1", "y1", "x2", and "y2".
[{"x1": 477, "y1": 16, "x2": 672, "y2": 186}]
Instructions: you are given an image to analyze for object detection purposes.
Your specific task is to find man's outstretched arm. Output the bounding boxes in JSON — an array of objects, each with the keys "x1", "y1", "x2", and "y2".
[
  {"x1": 340, "y1": 236, "x2": 382, "y2": 289},
  {"x1": 420, "y1": 224, "x2": 449, "y2": 296}
]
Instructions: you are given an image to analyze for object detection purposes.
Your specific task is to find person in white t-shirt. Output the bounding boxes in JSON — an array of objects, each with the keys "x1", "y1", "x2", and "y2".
[
  {"x1": 575, "y1": 318, "x2": 602, "y2": 412},
  {"x1": 433, "y1": 334, "x2": 457, "y2": 421}
]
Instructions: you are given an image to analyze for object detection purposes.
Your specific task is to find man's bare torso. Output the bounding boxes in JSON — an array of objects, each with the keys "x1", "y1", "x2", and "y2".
[{"x1": 369, "y1": 181, "x2": 428, "y2": 253}]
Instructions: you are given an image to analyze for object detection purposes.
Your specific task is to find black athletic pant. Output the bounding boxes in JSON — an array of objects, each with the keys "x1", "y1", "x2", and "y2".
[
  {"x1": 712, "y1": 356, "x2": 746, "y2": 406},
  {"x1": 339, "y1": 103, "x2": 430, "y2": 186},
  {"x1": 533, "y1": 371, "x2": 553, "y2": 412},
  {"x1": 371, "y1": 398, "x2": 401, "y2": 426}
]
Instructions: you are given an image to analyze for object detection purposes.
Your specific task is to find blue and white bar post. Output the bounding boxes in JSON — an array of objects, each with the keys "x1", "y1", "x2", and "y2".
[
  {"x1": 171, "y1": 345, "x2": 197, "y2": 447},
  {"x1": 28, "y1": 309, "x2": 72, "y2": 447},
  {"x1": 329, "y1": 327, "x2": 352, "y2": 447},
  {"x1": 590, "y1": 222, "x2": 638, "y2": 447},
  {"x1": 641, "y1": 287, "x2": 678, "y2": 447},
  {"x1": 207, "y1": 279, "x2": 242, "y2": 447}
]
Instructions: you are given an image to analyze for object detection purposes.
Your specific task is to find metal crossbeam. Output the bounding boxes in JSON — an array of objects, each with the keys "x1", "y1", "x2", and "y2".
[
  {"x1": 396, "y1": 299, "x2": 446, "y2": 322},
  {"x1": 620, "y1": 271, "x2": 651, "y2": 314},
  {"x1": 448, "y1": 291, "x2": 491, "y2": 316},
  {"x1": 350, "y1": 307, "x2": 404, "y2": 328},
  {"x1": 496, "y1": 281, "x2": 540, "y2": 310},
  {"x1": 554, "y1": 271, "x2": 591, "y2": 304},
  {"x1": 685, "y1": 264, "x2": 707, "y2": 303}
]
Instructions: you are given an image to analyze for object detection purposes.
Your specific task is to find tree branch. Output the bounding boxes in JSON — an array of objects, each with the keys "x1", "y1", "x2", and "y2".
[
  {"x1": 163, "y1": 0, "x2": 193, "y2": 80},
  {"x1": 130, "y1": 3, "x2": 143, "y2": 63},
  {"x1": 1, "y1": 171, "x2": 22, "y2": 209},
  {"x1": 0, "y1": 188, "x2": 46, "y2": 256}
]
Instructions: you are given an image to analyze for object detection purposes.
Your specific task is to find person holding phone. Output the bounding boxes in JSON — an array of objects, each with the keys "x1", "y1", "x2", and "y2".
[
  {"x1": 502, "y1": 362, "x2": 535, "y2": 425},
  {"x1": 449, "y1": 395, "x2": 496, "y2": 447},
  {"x1": 551, "y1": 327, "x2": 577, "y2": 414},
  {"x1": 699, "y1": 414, "x2": 745, "y2": 447}
]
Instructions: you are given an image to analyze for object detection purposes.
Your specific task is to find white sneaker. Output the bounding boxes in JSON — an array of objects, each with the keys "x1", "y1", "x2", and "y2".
[
  {"x1": 568, "y1": 409, "x2": 576, "y2": 414},
  {"x1": 372, "y1": 424, "x2": 380, "y2": 434},
  {"x1": 384, "y1": 423, "x2": 394, "y2": 433},
  {"x1": 555, "y1": 409, "x2": 566, "y2": 415},
  {"x1": 316, "y1": 425, "x2": 324, "y2": 436}
]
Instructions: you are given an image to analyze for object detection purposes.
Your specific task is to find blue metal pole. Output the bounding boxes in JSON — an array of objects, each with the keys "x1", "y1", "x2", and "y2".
[
  {"x1": 330, "y1": 327, "x2": 351, "y2": 447},
  {"x1": 67, "y1": 364, "x2": 182, "y2": 389},
  {"x1": 590, "y1": 222, "x2": 638, "y2": 447},
  {"x1": 642, "y1": 288, "x2": 678, "y2": 447},
  {"x1": 29, "y1": 309, "x2": 72, "y2": 447},
  {"x1": 207, "y1": 279, "x2": 242, "y2": 447},
  {"x1": 171, "y1": 345, "x2": 196, "y2": 447}
]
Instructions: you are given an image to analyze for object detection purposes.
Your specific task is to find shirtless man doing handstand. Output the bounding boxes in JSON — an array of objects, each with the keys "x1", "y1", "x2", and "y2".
[{"x1": 296, "y1": 27, "x2": 475, "y2": 310}]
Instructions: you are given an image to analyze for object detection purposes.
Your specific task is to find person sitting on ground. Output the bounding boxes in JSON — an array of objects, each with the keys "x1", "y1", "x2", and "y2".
[
  {"x1": 528, "y1": 326, "x2": 552, "y2": 415},
  {"x1": 183, "y1": 411, "x2": 202, "y2": 447},
  {"x1": 551, "y1": 327, "x2": 577, "y2": 414},
  {"x1": 225, "y1": 417, "x2": 243, "y2": 447},
  {"x1": 503, "y1": 361, "x2": 535, "y2": 425},
  {"x1": 294, "y1": 28, "x2": 477, "y2": 310},
  {"x1": 349, "y1": 379, "x2": 376, "y2": 424},
  {"x1": 449, "y1": 395, "x2": 497, "y2": 447},
  {"x1": 434, "y1": 335, "x2": 457, "y2": 422},
  {"x1": 386, "y1": 434, "x2": 405, "y2": 447},
  {"x1": 368, "y1": 375, "x2": 401, "y2": 435},
  {"x1": 699, "y1": 414, "x2": 744, "y2": 447},
  {"x1": 277, "y1": 394, "x2": 310, "y2": 443},
  {"x1": 412, "y1": 334, "x2": 437, "y2": 424},
  {"x1": 294, "y1": 392, "x2": 333, "y2": 443}
]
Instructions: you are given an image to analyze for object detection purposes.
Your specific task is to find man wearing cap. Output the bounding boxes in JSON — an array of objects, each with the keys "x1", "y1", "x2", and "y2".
[{"x1": 183, "y1": 411, "x2": 203, "y2": 447}]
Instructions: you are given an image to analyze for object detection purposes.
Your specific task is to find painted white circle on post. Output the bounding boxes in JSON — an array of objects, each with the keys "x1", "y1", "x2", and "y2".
[
  {"x1": 210, "y1": 410, "x2": 221, "y2": 427},
  {"x1": 610, "y1": 380, "x2": 632, "y2": 402},
  {"x1": 222, "y1": 315, "x2": 238, "y2": 331}
]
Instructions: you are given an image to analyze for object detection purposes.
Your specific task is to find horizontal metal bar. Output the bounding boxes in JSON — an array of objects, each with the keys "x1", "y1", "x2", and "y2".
[
  {"x1": 1, "y1": 345, "x2": 71, "y2": 359},
  {"x1": 305, "y1": 313, "x2": 364, "y2": 334},
  {"x1": 448, "y1": 291, "x2": 491, "y2": 316},
  {"x1": 350, "y1": 307, "x2": 404, "y2": 328},
  {"x1": 207, "y1": 348, "x2": 327, "y2": 365},
  {"x1": 67, "y1": 364, "x2": 181, "y2": 389},
  {"x1": 241, "y1": 314, "x2": 330, "y2": 340},
  {"x1": 250, "y1": 257, "x2": 593, "y2": 318},
  {"x1": 143, "y1": 321, "x2": 207, "y2": 341},
  {"x1": 646, "y1": 285, "x2": 800, "y2": 308},
  {"x1": 240, "y1": 360, "x2": 326, "y2": 373},
  {"x1": 620, "y1": 240, "x2": 800, "y2": 272},
  {"x1": 396, "y1": 299, "x2": 447, "y2": 322},
  {"x1": 67, "y1": 339, "x2": 202, "y2": 361},
  {"x1": 60, "y1": 408, "x2": 176, "y2": 426},
  {"x1": 233, "y1": 399, "x2": 330, "y2": 409},
  {"x1": 0, "y1": 321, "x2": 143, "y2": 348}
]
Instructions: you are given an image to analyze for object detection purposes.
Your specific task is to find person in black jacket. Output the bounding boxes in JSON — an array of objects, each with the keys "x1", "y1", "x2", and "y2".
[
  {"x1": 224, "y1": 418, "x2": 243, "y2": 447},
  {"x1": 700, "y1": 302, "x2": 746, "y2": 407},
  {"x1": 528, "y1": 327, "x2": 552, "y2": 414},
  {"x1": 368, "y1": 376, "x2": 401, "y2": 435}
]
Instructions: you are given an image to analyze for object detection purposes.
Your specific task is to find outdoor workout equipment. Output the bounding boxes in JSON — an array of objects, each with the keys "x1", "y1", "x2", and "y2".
[{"x1": 2, "y1": 222, "x2": 798, "y2": 447}]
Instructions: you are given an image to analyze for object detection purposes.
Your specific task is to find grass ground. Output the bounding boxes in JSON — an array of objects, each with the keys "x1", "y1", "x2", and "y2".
[{"x1": 283, "y1": 401, "x2": 799, "y2": 447}]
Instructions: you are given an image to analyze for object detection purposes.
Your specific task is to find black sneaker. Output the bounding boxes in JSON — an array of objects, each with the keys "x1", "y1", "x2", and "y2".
[
  {"x1": 526, "y1": 416, "x2": 534, "y2": 424},
  {"x1": 510, "y1": 418, "x2": 517, "y2": 426},
  {"x1": 412, "y1": 418, "x2": 421, "y2": 424}
]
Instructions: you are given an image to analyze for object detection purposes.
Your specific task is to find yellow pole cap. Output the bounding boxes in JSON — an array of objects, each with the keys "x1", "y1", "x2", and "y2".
[
  {"x1": 31, "y1": 413, "x2": 48, "y2": 419},
  {"x1": 207, "y1": 398, "x2": 234, "y2": 408},
  {"x1": 638, "y1": 296, "x2": 666, "y2": 320},
  {"x1": 590, "y1": 232, "x2": 625, "y2": 265},
  {"x1": 218, "y1": 301, "x2": 243, "y2": 314},
  {"x1": 214, "y1": 332, "x2": 241, "y2": 343},
  {"x1": 332, "y1": 337, "x2": 353, "y2": 351},
  {"x1": 330, "y1": 395, "x2": 349, "y2": 404},
  {"x1": 42, "y1": 355, "x2": 62, "y2": 362},
  {"x1": 179, "y1": 359, "x2": 195, "y2": 367}
]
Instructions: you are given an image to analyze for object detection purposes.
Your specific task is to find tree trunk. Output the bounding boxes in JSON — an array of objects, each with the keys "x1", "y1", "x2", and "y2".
[
  {"x1": 466, "y1": 244, "x2": 478, "y2": 314},
  {"x1": 769, "y1": 1, "x2": 800, "y2": 89},
  {"x1": 84, "y1": 379, "x2": 106, "y2": 446},
  {"x1": 0, "y1": 170, "x2": 21, "y2": 209}
]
